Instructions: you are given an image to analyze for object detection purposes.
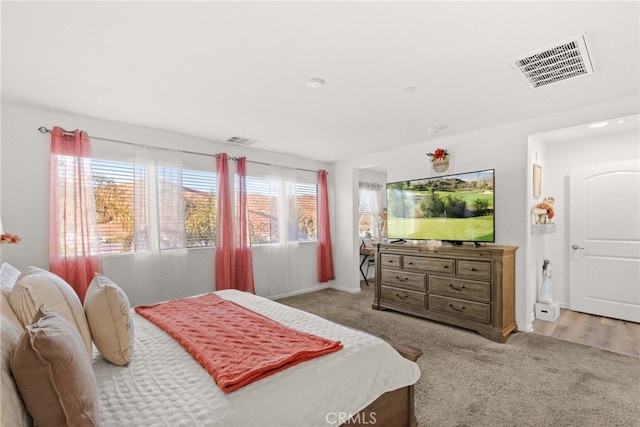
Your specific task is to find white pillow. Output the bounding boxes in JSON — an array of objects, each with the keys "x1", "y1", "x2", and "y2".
[
  {"x1": 84, "y1": 274, "x2": 134, "y2": 366},
  {"x1": 1, "y1": 294, "x2": 32, "y2": 427},
  {"x1": 0, "y1": 262, "x2": 21, "y2": 298},
  {"x1": 9, "y1": 267, "x2": 93, "y2": 360}
]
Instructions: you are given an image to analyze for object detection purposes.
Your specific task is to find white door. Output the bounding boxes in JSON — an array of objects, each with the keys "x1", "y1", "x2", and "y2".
[{"x1": 569, "y1": 159, "x2": 640, "y2": 323}]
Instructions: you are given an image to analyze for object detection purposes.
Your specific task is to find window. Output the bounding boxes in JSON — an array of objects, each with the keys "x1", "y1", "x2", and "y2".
[
  {"x1": 90, "y1": 145, "x2": 317, "y2": 255},
  {"x1": 294, "y1": 182, "x2": 318, "y2": 242},
  {"x1": 358, "y1": 188, "x2": 375, "y2": 238},
  {"x1": 242, "y1": 176, "x2": 317, "y2": 245},
  {"x1": 92, "y1": 158, "x2": 135, "y2": 255},
  {"x1": 183, "y1": 169, "x2": 217, "y2": 248},
  {"x1": 358, "y1": 183, "x2": 382, "y2": 239}
]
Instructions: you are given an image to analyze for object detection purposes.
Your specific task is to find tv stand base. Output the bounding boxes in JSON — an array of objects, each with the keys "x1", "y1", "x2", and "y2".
[{"x1": 372, "y1": 243, "x2": 518, "y2": 343}]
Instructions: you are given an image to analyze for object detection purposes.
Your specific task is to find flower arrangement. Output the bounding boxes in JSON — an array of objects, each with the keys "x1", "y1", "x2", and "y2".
[
  {"x1": 535, "y1": 197, "x2": 555, "y2": 220},
  {"x1": 1, "y1": 233, "x2": 21, "y2": 244},
  {"x1": 427, "y1": 148, "x2": 448, "y2": 162},
  {"x1": 531, "y1": 196, "x2": 555, "y2": 224}
]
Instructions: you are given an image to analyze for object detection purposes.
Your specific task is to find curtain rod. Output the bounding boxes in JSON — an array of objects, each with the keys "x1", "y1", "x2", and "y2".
[{"x1": 38, "y1": 126, "x2": 320, "y2": 174}]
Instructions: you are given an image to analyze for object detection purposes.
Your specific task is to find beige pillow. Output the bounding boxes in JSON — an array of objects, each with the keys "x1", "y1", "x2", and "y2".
[
  {"x1": 10, "y1": 307, "x2": 99, "y2": 427},
  {"x1": 84, "y1": 274, "x2": 134, "y2": 366},
  {"x1": 9, "y1": 266, "x2": 93, "y2": 359},
  {"x1": 1, "y1": 294, "x2": 32, "y2": 427}
]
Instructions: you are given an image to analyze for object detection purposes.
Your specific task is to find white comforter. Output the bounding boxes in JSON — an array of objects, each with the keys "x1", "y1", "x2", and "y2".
[{"x1": 92, "y1": 290, "x2": 421, "y2": 427}]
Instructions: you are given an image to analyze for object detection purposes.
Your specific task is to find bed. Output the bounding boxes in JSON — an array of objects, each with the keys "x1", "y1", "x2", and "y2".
[{"x1": 1, "y1": 263, "x2": 421, "y2": 427}]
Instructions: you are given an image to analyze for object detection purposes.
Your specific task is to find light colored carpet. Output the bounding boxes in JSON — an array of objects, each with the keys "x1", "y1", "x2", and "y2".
[{"x1": 278, "y1": 285, "x2": 640, "y2": 427}]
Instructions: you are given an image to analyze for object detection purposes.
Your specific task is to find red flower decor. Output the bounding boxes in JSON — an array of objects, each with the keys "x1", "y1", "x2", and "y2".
[
  {"x1": 0, "y1": 233, "x2": 21, "y2": 244},
  {"x1": 535, "y1": 198, "x2": 555, "y2": 219},
  {"x1": 427, "y1": 148, "x2": 448, "y2": 162}
]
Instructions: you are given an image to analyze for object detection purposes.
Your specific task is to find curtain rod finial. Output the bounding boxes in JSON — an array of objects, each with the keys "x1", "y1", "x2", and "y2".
[{"x1": 38, "y1": 126, "x2": 49, "y2": 134}]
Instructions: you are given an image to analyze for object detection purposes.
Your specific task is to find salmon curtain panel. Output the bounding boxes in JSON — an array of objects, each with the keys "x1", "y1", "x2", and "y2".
[
  {"x1": 215, "y1": 153, "x2": 255, "y2": 293},
  {"x1": 49, "y1": 126, "x2": 102, "y2": 302},
  {"x1": 317, "y1": 170, "x2": 335, "y2": 282},
  {"x1": 234, "y1": 157, "x2": 255, "y2": 293},
  {"x1": 215, "y1": 153, "x2": 233, "y2": 290}
]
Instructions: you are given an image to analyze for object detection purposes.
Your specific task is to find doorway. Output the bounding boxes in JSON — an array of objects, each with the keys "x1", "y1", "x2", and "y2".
[
  {"x1": 532, "y1": 308, "x2": 640, "y2": 357},
  {"x1": 527, "y1": 114, "x2": 639, "y2": 331}
]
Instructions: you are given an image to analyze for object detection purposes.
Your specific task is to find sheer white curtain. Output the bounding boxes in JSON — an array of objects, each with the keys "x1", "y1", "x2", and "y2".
[
  {"x1": 264, "y1": 165, "x2": 300, "y2": 297},
  {"x1": 134, "y1": 147, "x2": 151, "y2": 251},
  {"x1": 358, "y1": 183, "x2": 382, "y2": 239},
  {"x1": 157, "y1": 149, "x2": 186, "y2": 250},
  {"x1": 93, "y1": 142, "x2": 215, "y2": 306},
  {"x1": 131, "y1": 146, "x2": 188, "y2": 303}
]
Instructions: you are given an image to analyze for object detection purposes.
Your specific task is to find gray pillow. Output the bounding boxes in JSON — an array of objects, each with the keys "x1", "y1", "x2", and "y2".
[{"x1": 10, "y1": 307, "x2": 100, "y2": 427}]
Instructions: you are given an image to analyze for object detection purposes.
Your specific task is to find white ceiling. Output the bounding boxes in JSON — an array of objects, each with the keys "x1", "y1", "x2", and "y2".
[{"x1": 2, "y1": 1, "x2": 638, "y2": 163}]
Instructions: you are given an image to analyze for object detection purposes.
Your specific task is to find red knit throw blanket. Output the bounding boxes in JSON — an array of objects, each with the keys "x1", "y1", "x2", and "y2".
[{"x1": 135, "y1": 293, "x2": 342, "y2": 393}]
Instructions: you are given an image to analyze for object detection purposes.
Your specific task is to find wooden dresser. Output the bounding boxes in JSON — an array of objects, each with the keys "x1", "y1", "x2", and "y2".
[{"x1": 373, "y1": 242, "x2": 518, "y2": 343}]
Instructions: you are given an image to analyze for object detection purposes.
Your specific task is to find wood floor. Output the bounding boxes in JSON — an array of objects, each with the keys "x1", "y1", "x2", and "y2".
[{"x1": 532, "y1": 308, "x2": 640, "y2": 357}]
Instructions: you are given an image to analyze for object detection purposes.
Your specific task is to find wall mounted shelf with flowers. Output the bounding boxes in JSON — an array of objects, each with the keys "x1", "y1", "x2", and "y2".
[
  {"x1": 531, "y1": 196, "x2": 556, "y2": 234},
  {"x1": 0, "y1": 233, "x2": 21, "y2": 244},
  {"x1": 427, "y1": 148, "x2": 450, "y2": 174},
  {"x1": 0, "y1": 217, "x2": 21, "y2": 244}
]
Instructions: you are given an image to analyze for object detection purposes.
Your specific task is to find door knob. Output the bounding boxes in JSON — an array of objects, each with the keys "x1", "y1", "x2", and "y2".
[{"x1": 571, "y1": 244, "x2": 584, "y2": 250}]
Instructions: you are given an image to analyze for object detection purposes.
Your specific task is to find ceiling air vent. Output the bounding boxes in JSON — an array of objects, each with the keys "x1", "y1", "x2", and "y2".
[
  {"x1": 225, "y1": 136, "x2": 257, "y2": 146},
  {"x1": 508, "y1": 33, "x2": 594, "y2": 89}
]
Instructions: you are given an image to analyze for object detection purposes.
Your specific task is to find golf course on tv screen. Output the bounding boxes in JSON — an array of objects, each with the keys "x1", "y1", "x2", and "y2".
[{"x1": 386, "y1": 169, "x2": 495, "y2": 242}]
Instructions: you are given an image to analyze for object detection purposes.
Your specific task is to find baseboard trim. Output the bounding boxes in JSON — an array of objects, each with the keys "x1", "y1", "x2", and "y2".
[
  {"x1": 330, "y1": 284, "x2": 362, "y2": 294},
  {"x1": 269, "y1": 284, "x2": 332, "y2": 301}
]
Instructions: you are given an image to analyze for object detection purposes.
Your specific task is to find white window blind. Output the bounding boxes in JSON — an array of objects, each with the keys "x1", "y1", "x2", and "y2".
[
  {"x1": 92, "y1": 158, "x2": 136, "y2": 255},
  {"x1": 294, "y1": 182, "x2": 318, "y2": 242},
  {"x1": 183, "y1": 168, "x2": 217, "y2": 248},
  {"x1": 88, "y1": 140, "x2": 317, "y2": 254},
  {"x1": 240, "y1": 166, "x2": 318, "y2": 245}
]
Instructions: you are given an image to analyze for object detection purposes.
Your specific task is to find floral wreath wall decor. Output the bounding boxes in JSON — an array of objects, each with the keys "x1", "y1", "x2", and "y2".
[
  {"x1": 531, "y1": 196, "x2": 555, "y2": 225},
  {"x1": 0, "y1": 217, "x2": 21, "y2": 244},
  {"x1": 427, "y1": 148, "x2": 450, "y2": 174},
  {"x1": 0, "y1": 233, "x2": 21, "y2": 244}
]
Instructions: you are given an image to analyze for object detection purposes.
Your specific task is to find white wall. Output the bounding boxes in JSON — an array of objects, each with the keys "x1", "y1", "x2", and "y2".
[
  {"x1": 533, "y1": 125, "x2": 639, "y2": 308},
  {"x1": 0, "y1": 104, "x2": 334, "y2": 305},
  {"x1": 3, "y1": 98, "x2": 638, "y2": 330},
  {"x1": 330, "y1": 165, "x2": 360, "y2": 294},
  {"x1": 332, "y1": 95, "x2": 639, "y2": 332}
]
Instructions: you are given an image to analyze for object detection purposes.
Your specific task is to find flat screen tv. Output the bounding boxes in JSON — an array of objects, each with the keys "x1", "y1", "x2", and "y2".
[{"x1": 386, "y1": 169, "x2": 495, "y2": 244}]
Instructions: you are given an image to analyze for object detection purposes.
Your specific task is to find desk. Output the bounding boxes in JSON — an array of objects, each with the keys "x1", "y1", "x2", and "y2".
[{"x1": 359, "y1": 247, "x2": 376, "y2": 286}]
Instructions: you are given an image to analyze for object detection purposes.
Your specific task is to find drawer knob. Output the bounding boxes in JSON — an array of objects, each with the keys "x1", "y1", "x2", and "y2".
[
  {"x1": 449, "y1": 303, "x2": 466, "y2": 311},
  {"x1": 396, "y1": 293, "x2": 408, "y2": 300},
  {"x1": 470, "y1": 267, "x2": 477, "y2": 272},
  {"x1": 448, "y1": 283, "x2": 465, "y2": 291},
  {"x1": 396, "y1": 276, "x2": 409, "y2": 282},
  {"x1": 407, "y1": 262, "x2": 414, "y2": 266},
  {"x1": 442, "y1": 265, "x2": 449, "y2": 269}
]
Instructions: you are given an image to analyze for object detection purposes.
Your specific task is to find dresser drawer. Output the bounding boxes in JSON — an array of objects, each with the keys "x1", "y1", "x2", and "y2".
[
  {"x1": 457, "y1": 260, "x2": 491, "y2": 279},
  {"x1": 380, "y1": 254, "x2": 402, "y2": 268},
  {"x1": 429, "y1": 276, "x2": 491, "y2": 302},
  {"x1": 429, "y1": 295, "x2": 491, "y2": 323},
  {"x1": 404, "y1": 256, "x2": 455, "y2": 274},
  {"x1": 381, "y1": 286, "x2": 426, "y2": 308},
  {"x1": 381, "y1": 269, "x2": 426, "y2": 291}
]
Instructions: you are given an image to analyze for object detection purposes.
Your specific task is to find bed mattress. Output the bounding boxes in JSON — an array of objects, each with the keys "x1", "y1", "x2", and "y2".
[{"x1": 92, "y1": 289, "x2": 421, "y2": 426}]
